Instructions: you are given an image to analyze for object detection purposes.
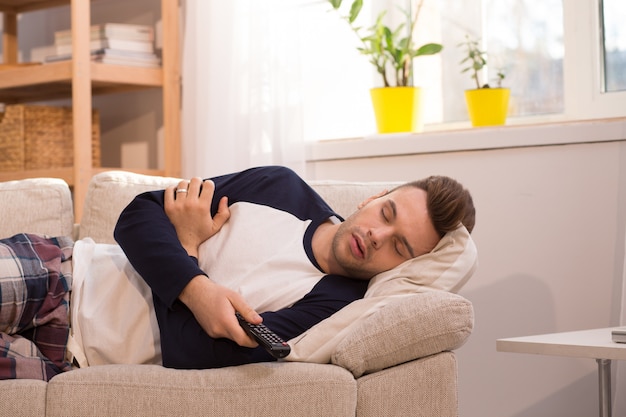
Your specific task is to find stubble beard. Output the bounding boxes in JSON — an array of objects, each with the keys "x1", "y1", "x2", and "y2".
[{"x1": 331, "y1": 220, "x2": 374, "y2": 281}]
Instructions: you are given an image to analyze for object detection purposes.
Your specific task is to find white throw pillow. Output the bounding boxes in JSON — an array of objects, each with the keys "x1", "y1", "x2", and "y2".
[{"x1": 68, "y1": 238, "x2": 161, "y2": 367}]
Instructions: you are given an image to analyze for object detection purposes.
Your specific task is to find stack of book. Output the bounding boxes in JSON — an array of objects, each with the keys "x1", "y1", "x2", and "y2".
[{"x1": 45, "y1": 23, "x2": 160, "y2": 68}]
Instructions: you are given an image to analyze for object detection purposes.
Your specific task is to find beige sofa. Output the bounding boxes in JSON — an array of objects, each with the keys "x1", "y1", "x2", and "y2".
[{"x1": 0, "y1": 171, "x2": 474, "y2": 417}]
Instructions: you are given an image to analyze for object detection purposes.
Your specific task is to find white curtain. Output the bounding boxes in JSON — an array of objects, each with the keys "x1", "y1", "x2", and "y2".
[{"x1": 181, "y1": 0, "x2": 309, "y2": 178}]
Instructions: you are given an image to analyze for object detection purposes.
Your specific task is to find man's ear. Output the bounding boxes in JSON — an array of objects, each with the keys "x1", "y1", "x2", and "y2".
[{"x1": 357, "y1": 189, "x2": 388, "y2": 209}]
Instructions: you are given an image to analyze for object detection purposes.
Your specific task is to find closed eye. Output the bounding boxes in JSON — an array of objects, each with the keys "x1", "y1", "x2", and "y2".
[
  {"x1": 394, "y1": 240, "x2": 405, "y2": 257},
  {"x1": 381, "y1": 207, "x2": 389, "y2": 222},
  {"x1": 388, "y1": 199, "x2": 416, "y2": 259},
  {"x1": 382, "y1": 203, "x2": 411, "y2": 258}
]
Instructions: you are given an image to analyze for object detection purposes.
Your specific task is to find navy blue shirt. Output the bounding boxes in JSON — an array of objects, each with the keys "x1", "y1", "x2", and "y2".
[{"x1": 114, "y1": 166, "x2": 368, "y2": 368}]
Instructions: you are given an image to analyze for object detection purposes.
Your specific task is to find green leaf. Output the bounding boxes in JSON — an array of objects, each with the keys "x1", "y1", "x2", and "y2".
[
  {"x1": 328, "y1": 0, "x2": 342, "y2": 9},
  {"x1": 414, "y1": 43, "x2": 443, "y2": 56},
  {"x1": 327, "y1": 0, "x2": 443, "y2": 86},
  {"x1": 348, "y1": 0, "x2": 363, "y2": 23},
  {"x1": 383, "y1": 26, "x2": 393, "y2": 49},
  {"x1": 394, "y1": 50, "x2": 404, "y2": 67}
]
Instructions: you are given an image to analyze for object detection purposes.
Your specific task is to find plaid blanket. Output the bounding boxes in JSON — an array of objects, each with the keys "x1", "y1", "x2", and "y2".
[{"x1": 0, "y1": 233, "x2": 73, "y2": 381}]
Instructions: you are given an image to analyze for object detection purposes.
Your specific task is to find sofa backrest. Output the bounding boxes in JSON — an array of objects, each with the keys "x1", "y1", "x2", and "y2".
[
  {"x1": 78, "y1": 171, "x2": 403, "y2": 244},
  {"x1": 78, "y1": 171, "x2": 180, "y2": 243},
  {"x1": 0, "y1": 171, "x2": 404, "y2": 243},
  {"x1": 308, "y1": 180, "x2": 403, "y2": 219}
]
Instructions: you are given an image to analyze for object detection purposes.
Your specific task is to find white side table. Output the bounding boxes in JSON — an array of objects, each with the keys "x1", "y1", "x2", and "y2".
[{"x1": 496, "y1": 327, "x2": 626, "y2": 417}]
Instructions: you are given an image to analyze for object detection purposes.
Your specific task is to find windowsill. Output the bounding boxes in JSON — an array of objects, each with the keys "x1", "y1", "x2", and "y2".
[{"x1": 305, "y1": 117, "x2": 626, "y2": 162}]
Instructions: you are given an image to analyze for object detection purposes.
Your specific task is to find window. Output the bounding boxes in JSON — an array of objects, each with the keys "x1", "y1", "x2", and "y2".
[
  {"x1": 299, "y1": 0, "x2": 625, "y2": 141},
  {"x1": 437, "y1": 0, "x2": 564, "y2": 123},
  {"x1": 601, "y1": 0, "x2": 626, "y2": 92}
]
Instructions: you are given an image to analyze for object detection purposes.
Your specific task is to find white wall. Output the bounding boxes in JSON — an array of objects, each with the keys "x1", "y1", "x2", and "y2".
[{"x1": 307, "y1": 137, "x2": 626, "y2": 417}]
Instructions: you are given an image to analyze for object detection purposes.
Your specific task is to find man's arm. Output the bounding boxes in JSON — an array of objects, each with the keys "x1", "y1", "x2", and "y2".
[
  {"x1": 114, "y1": 187, "x2": 203, "y2": 308},
  {"x1": 114, "y1": 177, "x2": 261, "y2": 347},
  {"x1": 178, "y1": 275, "x2": 261, "y2": 347},
  {"x1": 163, "y1": 178, "x2": 230, "y2": 258}
]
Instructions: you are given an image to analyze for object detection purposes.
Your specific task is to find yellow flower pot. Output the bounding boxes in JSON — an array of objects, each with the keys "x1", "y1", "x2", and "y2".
[
  {"x1": 464, "y1": 88, "x2": 510, "y2": 127},
  {"x1": 370, "y1": 87, "x2": 423, "y2": 133}
]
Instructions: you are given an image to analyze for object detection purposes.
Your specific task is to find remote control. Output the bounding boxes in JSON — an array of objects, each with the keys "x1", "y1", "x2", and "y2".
[{"x1": 235, "y1": 312, "x2": 291, "y2": 359}]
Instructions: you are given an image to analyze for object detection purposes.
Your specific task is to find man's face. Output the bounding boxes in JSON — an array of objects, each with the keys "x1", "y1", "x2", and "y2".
[{"x1": 331, "y1": 186, "x2": 440, "y2": 280}]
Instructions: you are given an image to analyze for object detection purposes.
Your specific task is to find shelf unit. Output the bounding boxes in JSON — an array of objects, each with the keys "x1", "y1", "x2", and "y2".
[{"x1": 0, "y1": 0, "x2": 181, "y2": 220}]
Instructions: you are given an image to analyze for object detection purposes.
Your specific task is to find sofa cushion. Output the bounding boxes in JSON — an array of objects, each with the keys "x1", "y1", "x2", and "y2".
[
  {"x1": 0, "y1": 177, "x2": 73, "y2": 239},
  {"x1": 46, "y1": 363, "x2": 357, "y2": 417},
  {"x1": 0, "y1": 379, "x2": 48, "y2": 417},
  {"x1": 356, "y1": 352, "x2": 458, "y2": 417},
  {"x1": 79, "y1": 171, "x2": 180, "y2": 243},
  {"x1": 333, "y1": 291, "x2": 473, "y2": 377},
  {"x1": 365, "y1": 224, "x2": 477, "y2": 294}
]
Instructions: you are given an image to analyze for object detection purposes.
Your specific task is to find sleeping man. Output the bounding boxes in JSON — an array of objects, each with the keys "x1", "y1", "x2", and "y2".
[
  {"x1": 0, "y1": 165, "x2": 475, "y2": 379},
  {"x1": 113, "y1": 166, "x2": 476, "y2": 369}
]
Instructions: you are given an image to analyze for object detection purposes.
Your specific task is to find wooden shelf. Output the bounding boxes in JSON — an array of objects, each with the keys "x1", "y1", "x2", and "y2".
[
  {"x1": 0, "y1": 0, "x2": 181, "y2": 220},
  {"x1": 0, "y1": 1, "x2": 72, "y2": 14},
  {"x1": 0, "y1": 61, "x2": 163, "y2": 102},
  {"x1": 0, "y1": 167, "x2": 74, "y2": 183}
]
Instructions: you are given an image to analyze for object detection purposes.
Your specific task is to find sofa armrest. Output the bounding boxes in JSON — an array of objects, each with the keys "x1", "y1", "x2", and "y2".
[
  {"x1": 0, "y1": 177, "x2": 74, "y2": 239},
  {"x1": 331, "y1": 290, "x2": 473, "y2": 378}
]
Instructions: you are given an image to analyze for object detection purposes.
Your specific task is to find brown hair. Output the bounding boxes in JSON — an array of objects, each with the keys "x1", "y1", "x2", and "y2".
[{"x1": 395, "y1": 176, "x2": 475, "y2": 237}]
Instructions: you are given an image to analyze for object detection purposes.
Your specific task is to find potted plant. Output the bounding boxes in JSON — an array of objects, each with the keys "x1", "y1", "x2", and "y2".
[
  {"x1": 328, "y1": 0, "x2": 443, "y2": 133},
  {"x1": 459, "y1": 35, "x2": 510, "y2": 127}
]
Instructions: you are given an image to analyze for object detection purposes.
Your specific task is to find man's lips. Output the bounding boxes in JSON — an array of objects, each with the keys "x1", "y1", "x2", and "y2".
[{"x1": 350, "y1": 233, "x2": 366, "y2": 259}]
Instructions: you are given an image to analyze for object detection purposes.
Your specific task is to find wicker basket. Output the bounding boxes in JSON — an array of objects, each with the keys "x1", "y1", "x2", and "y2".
[{"x1": 0, "y1": 105, "x2": 100, "y2": 171}]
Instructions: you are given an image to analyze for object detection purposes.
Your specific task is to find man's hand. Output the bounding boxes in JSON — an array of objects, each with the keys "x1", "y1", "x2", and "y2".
[
  {"x1": 164, "y1": 178, "x2": 231, "y2": 257},
  {"x1": 179, "y1": 275, "x2": 262, "y2": 348},
  {"x1": 166, "y1": 179, "x2": 258, "y2": 347}
]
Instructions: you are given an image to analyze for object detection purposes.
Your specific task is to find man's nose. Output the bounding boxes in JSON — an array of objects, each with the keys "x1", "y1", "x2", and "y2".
[{"x1": 368, "y1": 226, "x2": 393, "y2": 249}]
